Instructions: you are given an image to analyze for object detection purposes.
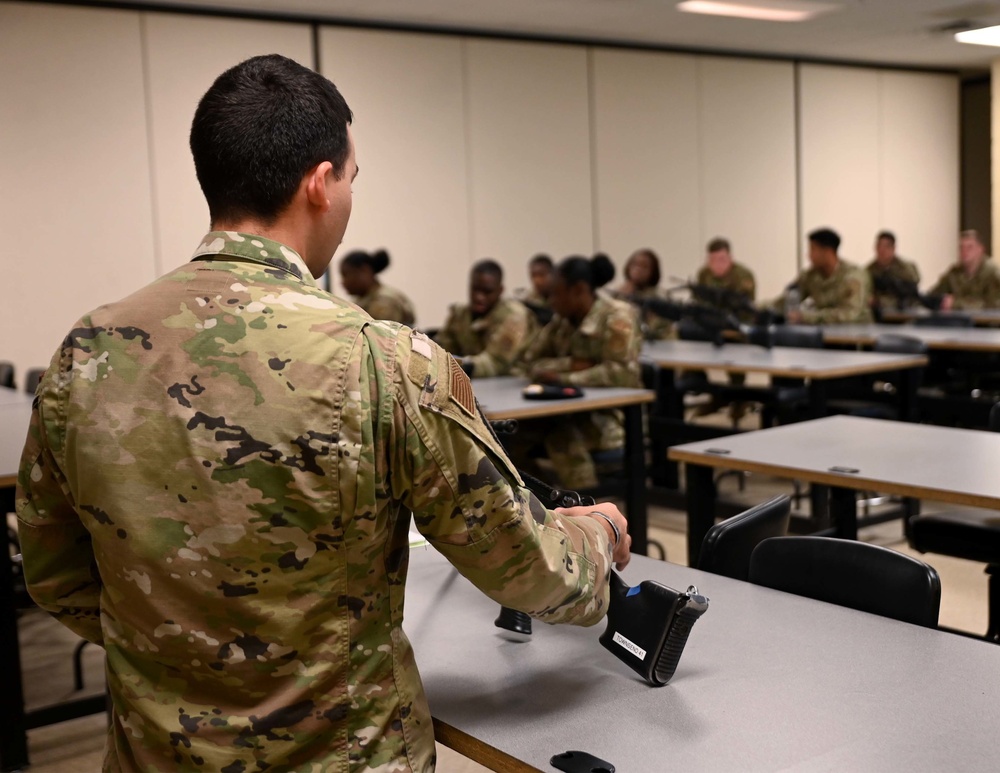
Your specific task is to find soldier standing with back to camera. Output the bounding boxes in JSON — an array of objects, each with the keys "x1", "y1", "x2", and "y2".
[{"x1": 16, "y1": 54, "x2": 629, "y2": 772}]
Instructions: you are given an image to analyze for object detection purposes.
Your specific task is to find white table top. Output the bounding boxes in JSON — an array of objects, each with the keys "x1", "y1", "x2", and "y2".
[
  {"x1": 0, "y1": 387, "x2": 32, "y2": 407},
  {"x1": 669, "y1": 415, "x2": 1000, "y2": 510},
  {"x1": 822, "y1": 323, "x2": 1000, "y2": 351},
  {"x1": 641, "y1": 340, "x2": 927, "y2": 379},
  {"x1": 472, "y1": 377, "x2": 654, "y2": 421},
  {"x1": 406, "y1": 547, "x2": 1000, "y2": 772}
]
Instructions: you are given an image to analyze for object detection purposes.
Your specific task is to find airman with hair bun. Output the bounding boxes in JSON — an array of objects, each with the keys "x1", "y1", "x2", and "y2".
[{"x1": 340, "y1": 248, "x2": 416, "y2": 325}]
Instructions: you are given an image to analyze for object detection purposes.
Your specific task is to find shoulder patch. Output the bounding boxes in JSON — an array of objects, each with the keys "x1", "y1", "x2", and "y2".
[
  {"x1": 449, "y1": 356, "x2": 476, "y2": 417},
  {"x1": 411, "y1": 330, "x2": 433, "y2": 360}
]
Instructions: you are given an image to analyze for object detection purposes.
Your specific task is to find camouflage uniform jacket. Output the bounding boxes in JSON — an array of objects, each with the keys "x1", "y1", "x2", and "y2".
[
  {"x1": 776, "y1": 259, "x2": 873, "y2": 324},
  {"x1": 355, "y1": 282, "x2": 416, "y2": 326},
  {"x1": 609, "y1": 286, "x2": 674, "y2": 341},
  {"x1": 929, "y1": 258, "x2": 1000, "y2": 310},
  {"x1": 434, "y1": 299, "x2": 534, "y2": 378},
  {"x1": 517, "y1": 297, "x2": 641, "y2": 449},
  {"x1": 16, "y1": 232, "x2": 613, "y2": 772},
  {"x1": 695, "y1": 262, "x2": 757, "y2": 321},
  {"x1": 866, "y1": 256, "x2": 920, "y2": 310}
]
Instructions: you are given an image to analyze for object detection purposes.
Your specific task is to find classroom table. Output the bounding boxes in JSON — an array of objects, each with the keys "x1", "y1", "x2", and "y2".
[
  {"x1": 407, "y1": 546, "x2": 1000, "y2": 772},
  {"x1": 668, "y1": 414, "x2": 1000, "y2": 565},
  {"x1": 880, "y1": 307, "x2": 1000, "y2": 326},
  {"x1": 822, "y1": 322, "x2": 1000, "y2": 352},
  {"x1": 641, "y1": 340, "x2": 928, "y2": 488},
  {"x1": 472, "y1": 377, "x2": 655, "y2": 555}
]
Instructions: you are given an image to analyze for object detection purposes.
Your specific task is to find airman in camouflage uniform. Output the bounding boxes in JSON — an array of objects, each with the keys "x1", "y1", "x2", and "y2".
[
  {"x1": 695, "y1": 239, "x2": 756, "y2": 322},
  {"x1": 866, "y1": 231, "x2": 920, "y2": 312},
  {"x1": 514, "y1": 294, "x2": 642, "y2": 489},
  {"x1": 930, "y1": 231, "x2": 1000, "y2": 310},
  {"x1": 16, "y1": 55, "x2": 628, "y2": 773},
  {"x1": 774, "y1": 229, "x2": 872, "y2": 324},
  {"x1": 435, "y1": 260, "x2": 534, "y2": 377},
  {"x1": 355, "y1": 283, "x2": 416, "y2": 326}
]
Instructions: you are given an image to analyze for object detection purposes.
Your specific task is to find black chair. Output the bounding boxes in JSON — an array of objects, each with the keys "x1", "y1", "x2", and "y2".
[
  {"x1": 828, "y1": 334, "x2": 928, "y2": 421},
  {"x1": 908, "y1": 401, "x2": 1000, "y2": 641},
  {"x1": 24, "y1": 367, "x2": 45, "y2": 395},
  {"x1": 749, "y1": 536, "x2": 941, "y2": 628},
  {"x1": 913, "y1": 313, "x2": 973, "y2": 328},
  {"x1": 697, "y1": 495, "x2": 790, "y2": 581},
  {"x1": 0, "y1": 361, "x2": 14, "y2": 389}
]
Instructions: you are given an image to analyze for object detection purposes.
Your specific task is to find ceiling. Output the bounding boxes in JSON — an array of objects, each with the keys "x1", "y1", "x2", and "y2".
[{"x1": 112, "y1": 0, "x2": 1000, "y2": 71}]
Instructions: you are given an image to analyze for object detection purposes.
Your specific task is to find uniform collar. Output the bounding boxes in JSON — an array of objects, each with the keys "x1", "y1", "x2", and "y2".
[{"x1": 191, "y1": 231, "x2": 318, "y2": 288}]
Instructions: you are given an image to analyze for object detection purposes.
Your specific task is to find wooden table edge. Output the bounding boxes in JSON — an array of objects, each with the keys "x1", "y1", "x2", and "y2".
[
  {"x1": 483, "y1": 391, "x2": 654, "y2": 421},
  {"x1": 433, "y1": 717, "x2": 542, "y2": 773},
  {"x1": 667, "y1": 449, "x2": 1000, "y2": 510},
  {"x1": 0, "y1": 473, "x2": 16, "y2": 489},
  {"x1": 644, "y1": 355, "x2": 927, "y2": 380}
]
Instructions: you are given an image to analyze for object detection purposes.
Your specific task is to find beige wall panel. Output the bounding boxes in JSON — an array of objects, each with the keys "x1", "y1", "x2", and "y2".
[
  {"x1": 320, "y1": 28, "x2": 469, "y2": 328},
  {"x1": 698, "y1": 57, "x2": 798, "y2": 301},
  {"x1": 879, "y1": 71, "x2": 959, "y2": 287},
  {"x1": 0, "y1": 2, "x2": 155, "y2": 379},
  {"x1": 465, "y1": 39, "x2": 594, "y2": 293},
  {"x1": 799, "y1": 64, "x2": 881, "y2": 270},
  {"x1": 591, "y1": 48, "x2": 701, "y2": 287},
  {"x1": 143, "y1": 13, "x2": 312, "y2": 274}
]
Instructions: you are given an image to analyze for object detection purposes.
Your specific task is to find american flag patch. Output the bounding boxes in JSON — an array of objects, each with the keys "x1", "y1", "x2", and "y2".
[{"x1": 449, "y1": 356, "x2": 476, "y2": 417}]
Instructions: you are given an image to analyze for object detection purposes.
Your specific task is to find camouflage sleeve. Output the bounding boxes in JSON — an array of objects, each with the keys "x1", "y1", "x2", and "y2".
[
  {"x1": 904, "y1": 261, "x2": 920, "y2": 285},
  {"x1": 562, "y1": 310, "x2": 641, "y2": 388},
  {"x1": 742, "y1": 269, "x2": 757, "y2": 302},
  {"x1": 929, "y1": 270, "x2": 952, "y2": 298},
  {"x1": 801, "y1": 271, "x2": 871, "y2": 324},
  {"x1": 390, "y1": 332, "x2": 612, "y2": 626},
  {"x1": 16, "y1": 368, "x2": 104, "y2": 645},
  {"x1": 467, "y1": 305, "x2": 531, "y2": 378},
  {"x1": 957, "y1": 267, "x2": 1000, "y2": 310},
  {"x1": 515, "y1": 319, "x2": 558, "y2": 377},
  {"x1": 433, "y1": 306, "x2": 461, "y2": 355}
]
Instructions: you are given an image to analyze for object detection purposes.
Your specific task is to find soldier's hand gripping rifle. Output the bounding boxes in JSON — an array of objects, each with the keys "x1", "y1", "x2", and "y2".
[{"x1": 489, "y1": 420, "x2": 709, "y2": 686}]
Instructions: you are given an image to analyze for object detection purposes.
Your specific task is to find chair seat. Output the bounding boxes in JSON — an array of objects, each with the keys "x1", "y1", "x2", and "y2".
[{"x1": 910, "y1": 509, "x2": 1000, "y2": 565}]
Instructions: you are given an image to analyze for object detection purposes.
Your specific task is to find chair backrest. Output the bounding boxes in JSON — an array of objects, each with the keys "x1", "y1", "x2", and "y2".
[
  {"x1": 24, "y1": 367, "x2": 45, "y2": 395},
  {"x1": 749, "y1": 536, "x2": 941, "y2": 627},
  {"x1": 677, "y1": 318, "x2": 716, "y2": 343},
  {"x1": 0, "y1": 361, "x2": 14, "y2": 390},
  {"x1": 772, "y1": 325, "x2": 824, "y2": 349},
  {"x1": 913, "y1": 314, "x2": 973, "y2": 328},
  {"x1": 872, "y1": 334, "x2": 928, "y2": 356},
  {"x1": 697, "y1": 495, "x2": 791, "y2": 581}
]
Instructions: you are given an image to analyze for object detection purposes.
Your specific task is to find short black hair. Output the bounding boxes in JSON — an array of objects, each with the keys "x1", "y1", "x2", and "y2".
[
  {"x1": 191, "y1": 54, "x2": 353, "y2": 226},
  {"x1": 472, "y1": 259, "x2": 503, "y2": 282},
  {"x1": 341, "y1": 249, "x2": 389, "y2": 274},
  {"x1": 529, "y1": 254, "x2": 554, "y2": 270},
  {"x1": 706, "y1": 238, "x2": 731, "y2": 254},
  {"x1": 557, "y1": 253, "x2": 615, "y2": 291},
  {"x1": 876, "y1": 231, "x2": 896, "y2": 245},
  {"x1": 626, "y1": 248, "x2": 661, "y2": 287},
  {"x1": 808, "y1": 228, "x2": 841, "y2": 252}
]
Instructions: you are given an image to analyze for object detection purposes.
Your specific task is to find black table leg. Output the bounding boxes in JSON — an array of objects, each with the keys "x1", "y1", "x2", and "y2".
[
  {"x1": 830, "y1": 486, "x2": 858, "y2": 540},
  {"x1": 808, "y1": 379, "x2": 828, "y2": 419},
  {"x1": 1, "y1": 487, "x2": 29, "y2": 772},
  {"x1": 650, "y1": 368, "x2": 681, "y2": 489},
  {"x1": 898, "y1": 367, "x2": 919, "y2": 422},
  {"x1": 624, "y1": 404, "x2": 648, "y2": 557},
  {"x1": 685, "y1": 463, "x2": 717, "y2": 567}
]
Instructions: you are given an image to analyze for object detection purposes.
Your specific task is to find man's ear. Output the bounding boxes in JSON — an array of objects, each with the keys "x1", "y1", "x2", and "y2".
[{"x1": 304, "y1": 161, "x2": 335, "y2": 209}]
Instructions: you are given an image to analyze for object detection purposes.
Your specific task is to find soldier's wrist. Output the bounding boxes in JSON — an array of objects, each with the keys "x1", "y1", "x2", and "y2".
[{"x1": 587, "y1": 510, "x2": 620, "y2": 547}]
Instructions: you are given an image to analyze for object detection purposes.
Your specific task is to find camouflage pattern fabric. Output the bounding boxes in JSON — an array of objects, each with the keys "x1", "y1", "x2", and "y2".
[
  {"x1": 775, "y1": 259, "x2": 873, "y2": 324},
  {"x1": 695, "y1": 262, "x2": 757, "y2": 322},
  {"x1": 929, "y1": 258, "x2": 1000, "y2": 310},
  {"x1": 513, "y1": 297, "x2": 642, "y2": 489},
  {"x1": 434, "y1": 299, "x2": 534, "y2": 378},
  {"x1": 355, "y1": 283, "x2": 416, "y2": 326},
  {"x1": 866, "y1": 256, "x2": 920, "y2": 311},
  {"x1": 610, "y1": 286, "x2": 675, "y2": 341},
  {"x1": 16, "y1": 231, "x2": 612, "y2": 772}
]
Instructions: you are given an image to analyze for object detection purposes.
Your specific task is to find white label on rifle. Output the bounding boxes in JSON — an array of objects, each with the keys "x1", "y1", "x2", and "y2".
[{"x1": 612, "y1": 631, "x2": 646, "y2": 660}]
